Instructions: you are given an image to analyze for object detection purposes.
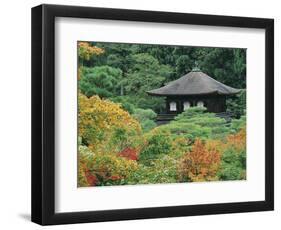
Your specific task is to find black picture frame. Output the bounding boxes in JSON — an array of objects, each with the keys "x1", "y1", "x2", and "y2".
[{"x1": 31, "y1": 4, "x2": 274, "y2": 225}]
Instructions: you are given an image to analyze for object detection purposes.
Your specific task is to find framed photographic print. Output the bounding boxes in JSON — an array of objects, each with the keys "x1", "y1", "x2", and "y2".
[{"x1": 31, "y1": 4, "x2": 274, "y2": 225}]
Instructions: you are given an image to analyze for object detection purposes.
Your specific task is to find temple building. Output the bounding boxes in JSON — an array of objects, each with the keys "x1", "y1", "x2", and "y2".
[{"x1": 147, "y1": 68, "x2": 241, "y2": 124}]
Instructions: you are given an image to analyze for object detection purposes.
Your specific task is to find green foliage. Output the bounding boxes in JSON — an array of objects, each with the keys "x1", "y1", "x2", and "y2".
[
  {"x1": 109, "y1": 96, "x2": 136, "y2": 114},
  {"x1": 139, "y1": 130, "x2": 173, "y2": 164},
  {"x1": 218, "y1": 148, "x2": 246, "y2": 180},
  {"x1": 132, "y1": 108, "x2": 157, "y2": 132},
  {"x1": 128, "y1": 155, "x2": 178, "y2": 184},
  {"x1": 217, "y1": 128, "x2": 246, "y2": 180},
  {"x1": 198, "y1": 48, "x2": 246, "y2": 89},
  {"x1": 133, "y1": 108, "x2": 157, "y2": 121},
  {"x1": 82, "y1": 42, "x2": 246, "y2": 89},
  {"x1": 80, "y1": 42, "x2": 246, "y2": 113},
  {"x1": 90, "y1": 43, "x2": 136, "y2": 72},
  {"x1": 158, "y1": 107, "x2": 230, "y2": 141},
  {"x1": 78, "y1": 41, "x2": 247, "y2": 187},
  {"x1": 229, "y1": 115, "x2": 246, "y2": 133},
  {"x1": 227, "y1": 90, "x2": 246, "y2": 118},
  {"x1": 124, "y1": 53, "x2": 172, "y2": 111},
  {"x1": 79, "y1": 66, "x2": 123, "y2": 98},
  {"x1": 140, "y1": 119, "x2": 157, "y2": 133},
  {"x1": 175, "y1": 55, "x2": 193, "y2": 76}
]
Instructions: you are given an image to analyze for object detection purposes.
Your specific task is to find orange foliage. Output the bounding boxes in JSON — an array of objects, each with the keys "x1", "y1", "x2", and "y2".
[
  {"x1": 78, "y1": 42, "x2": 104, "y2": 81},
  {"x1": 224, "y1": 128, "x2": 246, "y2": 152},
  {"x1": 79, "y1": 152, "x2": 138, "y2": 186},
  {"x1": 84, "y1": 167, "x2": 99, "y2": 186},
  {"x1": 118, "y1": 147, "x2": 139, "y2": 161},
  {"x1": 78, "y1": 41, "x2": 104, "y2": 61},
  {"x1": 179, "y1": 139, "x2": 221, "y2": 182},
  {"x1": 80, "y1": 163, "x2": 125, "y2": 186},
  {"x1": 78, "y1": 160, "x2": 99, "y2": 186}
]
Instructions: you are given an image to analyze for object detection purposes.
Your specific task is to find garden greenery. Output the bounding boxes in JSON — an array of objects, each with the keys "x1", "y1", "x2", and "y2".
[{"x1": 77, "y1": 42, "x2": 246, "y2": 187}]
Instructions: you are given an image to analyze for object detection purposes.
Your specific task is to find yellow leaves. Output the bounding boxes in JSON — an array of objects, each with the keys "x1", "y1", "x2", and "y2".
[
  {"x1": 78, "y1": 93, "x2": 141, "y2": 154},
  {"x1": 81, "y1": 151, "x2": 139, "y2": 186},
  {"x1": 78, "y1": 67, "x2": 82, "y2": 80},
  {"x1": 79, "y1": 93, "x2": 140, "y2": 130},
  {"x1": 78, "y1": 42, "x2": 104, "y2": 61}
]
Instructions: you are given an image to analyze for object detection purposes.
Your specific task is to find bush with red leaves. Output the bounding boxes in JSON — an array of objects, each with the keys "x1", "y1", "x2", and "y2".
[
  {"x1": 84, "y1": 167, "x2": 99, "y2": 186},
  {"x1": 118, "y1": 147, "x2": 138, "y2": 160}
]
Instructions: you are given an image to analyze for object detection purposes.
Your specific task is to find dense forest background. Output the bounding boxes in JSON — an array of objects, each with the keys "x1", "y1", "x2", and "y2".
[
  {"x1": 79, "y1": 42, "x2": 246, "y2": 114},
  {"x1": 78, "y1": 42, "x2": 247, "y2": 187}
]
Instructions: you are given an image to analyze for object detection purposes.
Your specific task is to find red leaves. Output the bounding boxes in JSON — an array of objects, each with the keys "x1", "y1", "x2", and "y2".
[
  {"x1": 84, "y1": 168, "x2": 98, "y2": 186},
  {"x1": 84, "y1": 167, "x2": 122, "y2": 186},
  {"x1": 108, "y1": 175, "x2": 122, "y2": 180},
  {"x1": 118, "y1": 147, "x2": 139, "y2": 161}
]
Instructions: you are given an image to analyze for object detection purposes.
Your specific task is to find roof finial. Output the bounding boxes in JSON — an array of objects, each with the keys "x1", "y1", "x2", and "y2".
[{"x1": 192, "y1": 61, "x2": 201, "y2": 72}]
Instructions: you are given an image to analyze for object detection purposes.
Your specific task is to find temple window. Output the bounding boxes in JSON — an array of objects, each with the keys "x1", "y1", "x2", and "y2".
[
  {"x1": 197, "y1": 101, "x2": 204, "y2": 108},
  {"x1": 169, "y1": 101, "x2": 177, "y2": 111},
  {"x1": 183, "y1": 101, "x2": 190, "y2": 110}
]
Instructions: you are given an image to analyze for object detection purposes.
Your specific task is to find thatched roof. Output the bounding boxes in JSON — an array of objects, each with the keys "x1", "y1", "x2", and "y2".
[{"x1": 147, "y1": 70, "x2": 241, "y2": 96}]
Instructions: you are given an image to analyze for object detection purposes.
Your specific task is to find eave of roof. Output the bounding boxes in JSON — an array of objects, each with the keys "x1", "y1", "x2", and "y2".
[{"x1": 147, "y1": 71, "x2": 242, "y2": 96}]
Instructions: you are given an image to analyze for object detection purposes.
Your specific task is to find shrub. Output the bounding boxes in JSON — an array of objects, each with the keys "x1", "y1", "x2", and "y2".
[
  {"x1": 109, "y1": 96, "x2": 136, "y2": 114},
  {"x1": 118, "y1": 147, "x2": 139, "y2": 161},
  {"x1": 218, "y1": 128, "x2": 246, "y2": 180},
  {"x1": 226, "y1": 90, "x2": 246, "y2": 118},
  {"x1": 178, "y1": 139, "x2": 221, "y2": 182},
  {"x1": 218, "y1": 148, "x2": 246, "y2": 180},
  {"x1": 170, "y1": 136, "x2": 191, "y2": 158},
  {"x1": 128, "y1": 155, "x2": 178, "y2": 184},
  {"x1": 133, "y1": 108, "x2": 157, "y2": 132},
  {"x1": 78, "y1": 93, "x2": 141, "y2": 154},
  {"x1": 133, "y1": 108, "x2": 157, "y2": 121},
  {"x1": 225, "y1": 127, "x2": 246, "y2": 151},
  {"x1": 158, "y1": 107, "x2": 229, "y2": 141},
  {"x1": 79, "y1": 151, "x2": 138, "y2": 186},
  {"x1": 78, "y1": 144, "x2": 97, "y2": 187},
  {"x1": 139, "y1": 129, "x2": 173, "y2": 164},
  {"x1": 175, "y1": 107, "x2": 206, "y2": 119},
  {"x1": 140, "y1": 119, "x2": 157, "y2": 133},
  {"x1": 229, "y1": 116, "x2": 246, "y2": 134}
]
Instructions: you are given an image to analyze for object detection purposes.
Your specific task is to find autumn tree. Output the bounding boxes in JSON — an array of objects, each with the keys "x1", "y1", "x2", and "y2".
[
  {"x1": 78, "y1": 42, "x2": 104, "y2": 63},
  {"x1": 178, "y1": 139, "x2": 221, "y2": 182},
  {"x1": 78, "y1": 93, "x2": 141, "y2": 154},
  {"x1": 218, "y1": 128, "x2": 246, "y2": 180},
  {"x1": 79, "y1": 148, "x2": 138, "y2": 186},
  {"x1": 78, "y1": 42, "x2": 104, "y2": 80}
]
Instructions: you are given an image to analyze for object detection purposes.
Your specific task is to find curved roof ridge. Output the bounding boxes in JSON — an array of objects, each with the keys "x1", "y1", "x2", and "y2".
[{"x1": 147, "y1": 70, "x2": 241, "y2": 96}]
